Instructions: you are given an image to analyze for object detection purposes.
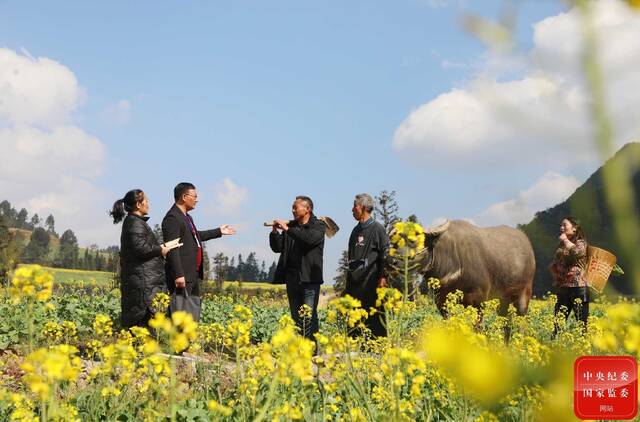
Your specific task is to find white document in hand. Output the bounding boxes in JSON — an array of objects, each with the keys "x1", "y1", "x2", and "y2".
[{"x1": 164, "y1": 238, "x2": 183, "y2": 250}]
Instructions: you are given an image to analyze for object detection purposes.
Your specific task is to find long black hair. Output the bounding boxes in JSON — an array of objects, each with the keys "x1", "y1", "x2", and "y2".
[
  {"x1": 563, "y1": 215, "x2": 587, "y2": 242},
  {"x1": 109, "y1": 189, "x2": 144, "y2": 224}
]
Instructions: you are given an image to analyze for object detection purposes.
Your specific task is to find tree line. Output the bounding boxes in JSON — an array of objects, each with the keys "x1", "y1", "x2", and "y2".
[
  {"x1": 0, "y1": 200, "x2": 119, "y2": 284},
  {"x1": 0, "y1": 200, "x2": 278, "y2": 287},
  {"x1": 3, "y1": 191, "x2": 411, "y2": 289},
  {"x1": 151, "y1": 224, "x2": 276, "y2": 288},
  {"x1": 0, "y1": 200, "x2": 57, "y2": 234},
  {"x1": 211, "y1": 252, "x2": 277, "y2": 287}
]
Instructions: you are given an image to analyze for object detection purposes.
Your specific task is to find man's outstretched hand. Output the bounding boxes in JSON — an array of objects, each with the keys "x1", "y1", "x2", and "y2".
[{"x1": 220, "y1": 224, "x2": 237, "y2": 235}]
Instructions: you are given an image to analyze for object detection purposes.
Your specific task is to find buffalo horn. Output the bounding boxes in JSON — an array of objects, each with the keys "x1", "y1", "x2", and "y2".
[{"x1": 425, "y1": 220, "x2": 450, "y2": 236}]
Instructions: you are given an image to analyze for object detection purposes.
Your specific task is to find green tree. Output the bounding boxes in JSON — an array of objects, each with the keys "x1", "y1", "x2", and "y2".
[
  {"x1": 56, "y1": 229, "x2": 79, "y2": 268},
  {"x1": 244, "y1": 252, "x2": 260, "y2": 281},
  {"x1": 95, "y1": 250, "x2": 105, "y2": 271},
  {"x1": 0, "y1": 200, "x2": 11, "y2": 218},
  {"x1": 45, "y1": 214, "x2": 57, "y2": 236},
  {"x1": 236, "y1": 254, "x2": 245, "y2": 281},
  {"x1": 406, "y1": 214, "x2": 420, "y2": 224},
  {"x1": 375, "y1": 190, "x2": 400, "y2": 234},
  {"x1": 333, "y1": 250, "x2": 349, "y2": 295},
  {"x1": 212, "y1": 252, "x2": 229, "y2": 290},
  {"x1": 260, "y1": 261, "x2": 267, "y2": 282},
  {"x1": 267, "y1": 261, "x2": 277, "y2": 282},
  {"x1": 0, "y1": 200, "x2": 17, "y2": 226},
  {"x1": 0, "y1": 214, "x2": 20, "y2": 286},
  {"x1": 16, "y1": 208, "x2": 28, "y2": 229},
  {"x1": 79, "y1": 248, "x2": 86, "y2": 269},
  {"x1": 22, "y1": 227, "x2": 50, "y2": 264},
  {"x1": 104, "y1": 246, "x2": 120, "y2": 273},
  {"x1": 84, "y1": 246, "x2": 98, "y2": 270},
  {"x1": 227, "y1": 256, "x2": 236, "y2": 281},
  {"x1": 202, "y1": 246, "x2": 211, "y2": 281},
  {"x1": 30, "y1": 213, "x2": 41, "y2": 229}
]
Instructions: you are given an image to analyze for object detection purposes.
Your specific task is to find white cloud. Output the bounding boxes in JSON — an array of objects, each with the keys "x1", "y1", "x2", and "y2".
[
  {"x1": 393, "y1": 0, "x2": 640, "y2": 170},
  {"x1": 207, "y1": 178, "x2": 249, "y2": 217},
  {"x1": 0, "y1": 48, "x2": 114, "y2": 246},
  {"x1": 475, "y1": 172, "x2": 580, "y2": 227},
  {"x1": 103, "y1": 99, "x2": 131, "y2": 125},
  {"x1": 0, "y1": 48, "x2": 82, "y2": 128},
  {"x1": 0, "y1": 126, "x2": 105, "y2": 180}
]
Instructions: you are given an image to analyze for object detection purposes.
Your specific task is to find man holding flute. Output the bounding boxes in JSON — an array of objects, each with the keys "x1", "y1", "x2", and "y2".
[{"x1": 268, "y1": 195, "x2": 326, "y2": 341}]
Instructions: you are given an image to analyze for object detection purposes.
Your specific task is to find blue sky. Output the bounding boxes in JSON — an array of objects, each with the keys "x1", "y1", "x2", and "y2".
[{"x1": 2, "y1": 0, "x2": 639, "y2": 278}]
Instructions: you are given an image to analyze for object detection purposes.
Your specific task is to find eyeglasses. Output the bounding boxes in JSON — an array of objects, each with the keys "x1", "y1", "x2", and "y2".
[{"x1": 184, "y1": 193, "x2": 198, "y2": 199}]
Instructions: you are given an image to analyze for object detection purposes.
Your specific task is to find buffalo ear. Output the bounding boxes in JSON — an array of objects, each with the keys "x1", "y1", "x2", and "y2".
[{"x1": 425, "y1": 220, "x2": 450, "y2": 237}]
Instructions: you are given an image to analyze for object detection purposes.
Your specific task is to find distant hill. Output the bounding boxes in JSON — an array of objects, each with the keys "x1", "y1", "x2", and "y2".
[
  {"x1": 521, "y1": 142, "x2": 640, "y2": 297},
  {"x1": 8, "y1": 227, "x2": 115, "y2": 265},
  {"x1": 9, "y1": 228, "x2": 60, "y2": 245}
]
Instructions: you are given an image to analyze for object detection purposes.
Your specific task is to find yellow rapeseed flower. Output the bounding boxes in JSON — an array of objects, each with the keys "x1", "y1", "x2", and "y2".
[
  {"x1": 420, "y1": 324, "x2": 517, "y2": 405},
  {"x1": 150, "y1": 311, "x2": 198, "y2": 353},
  {"x1": 93, "y1": 314, "x2": 113, "y2": 338},
  {"x1": 43, "y1": 322, "x2": 63, "y2": 343},
  {"x1": 208, "y1": 399, "x2": 232, "y2": 416},
  {"x1": 151, "y1": 292, "x2": 170, "y2": 313},
  {"x1": 270, "y1": 315, "x2": 315, "y2": 384},
  {"x1": 9, "y1": 265, "x2": 53, "y2": 304},
  {"x1": 20, "y1": 345, "x2": 81, "y2": 400}
]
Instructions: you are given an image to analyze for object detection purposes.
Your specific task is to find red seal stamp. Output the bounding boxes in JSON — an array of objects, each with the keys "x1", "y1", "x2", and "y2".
[{"x1": 574, "y1": 355, "x2": 638, "y2": 420}]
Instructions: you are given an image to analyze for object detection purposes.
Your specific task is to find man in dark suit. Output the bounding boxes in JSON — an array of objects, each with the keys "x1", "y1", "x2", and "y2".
[
  {"x1": 270, "y1": 196, "x2": 325, "y2": 340},
  {"x1": 162, "y1": 182, "x2": 236, "y2": 298}
]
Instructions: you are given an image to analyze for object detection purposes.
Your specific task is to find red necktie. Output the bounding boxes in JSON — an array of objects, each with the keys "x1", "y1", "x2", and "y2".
[{"x1": 185, "y1": 214, "x2": 202, "y2": 272}]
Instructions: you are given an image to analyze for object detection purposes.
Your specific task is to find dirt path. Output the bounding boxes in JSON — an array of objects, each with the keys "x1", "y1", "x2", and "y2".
[{"x1": 318, "y1": 290, "x2": 337, "y2": 308}]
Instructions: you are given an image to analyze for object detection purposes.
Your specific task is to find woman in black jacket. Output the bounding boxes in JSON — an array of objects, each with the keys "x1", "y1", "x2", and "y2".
[{"x1": 110, "y1": 189, "x2": 169, "y2": 328}]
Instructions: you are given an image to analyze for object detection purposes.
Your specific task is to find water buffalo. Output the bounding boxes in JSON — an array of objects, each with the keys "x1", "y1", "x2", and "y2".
[{"x1": 405, "y1": 220, "x2": 535, "y2": 316}]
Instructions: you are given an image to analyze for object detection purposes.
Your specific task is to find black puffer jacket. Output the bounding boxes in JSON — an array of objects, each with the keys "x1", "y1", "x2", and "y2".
[{"x1": 120, "y1": 214, "x2": 166, "y2": 327}]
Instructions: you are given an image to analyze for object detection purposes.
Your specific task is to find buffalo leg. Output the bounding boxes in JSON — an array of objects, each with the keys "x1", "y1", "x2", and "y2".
[
  {"x1": 474, "y1": 305, "x2": 484, "y2": 331},
  {"x1": 498, "y1": 298, "x2": 513, "y2": 342},
  {"x1": 515, "y1": 284, "x2": 532, "y2": 316}
]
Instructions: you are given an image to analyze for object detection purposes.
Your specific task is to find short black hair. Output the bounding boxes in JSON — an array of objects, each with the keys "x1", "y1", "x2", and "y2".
[
  {"x1": 174, "y1": 182, "x2": 196, "y2": 201},
  {"x1": 295, "y1": 195, "x2": 314, "y2": 211}
]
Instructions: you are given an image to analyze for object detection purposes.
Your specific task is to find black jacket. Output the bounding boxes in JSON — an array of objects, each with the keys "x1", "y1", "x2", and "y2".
[
  {"x1": 119, "y1": 214, "x2": 166, "y2": 327},
  {"x1": 344, "y1": 219, "x2": 389, "y2": 305},
  {"x1": 270, "y1": 215, "x2": 325, "y2": 284},
  {"x1": 162, "y1": 204, "x2": 221, "y2": 293}
]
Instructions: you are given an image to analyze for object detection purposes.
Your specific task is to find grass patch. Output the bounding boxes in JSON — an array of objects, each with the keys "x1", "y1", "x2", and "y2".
[{"x1": 32, "y1": 265, "x2": 114, "y2": 285}]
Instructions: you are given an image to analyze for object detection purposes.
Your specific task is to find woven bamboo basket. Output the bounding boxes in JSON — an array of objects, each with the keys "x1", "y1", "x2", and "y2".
[{"x1": 585, "y1": 246, "x2": 617, "y2": 293}]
